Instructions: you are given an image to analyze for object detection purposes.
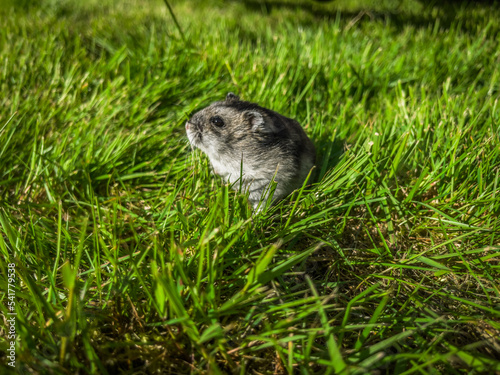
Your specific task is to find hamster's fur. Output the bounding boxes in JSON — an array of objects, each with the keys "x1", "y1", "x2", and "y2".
[{"x1": 186, "y1": 93, "x2": 315, "y2": 208}]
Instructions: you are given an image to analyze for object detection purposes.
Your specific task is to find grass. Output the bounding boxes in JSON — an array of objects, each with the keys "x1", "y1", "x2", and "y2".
[{"x1": 0, "y1": 0, "x2": 499, "y2": 373}]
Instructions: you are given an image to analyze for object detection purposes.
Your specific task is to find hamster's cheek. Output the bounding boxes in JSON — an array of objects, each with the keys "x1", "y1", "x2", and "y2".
[
  {"x1": 186, "y1": 129, "x2": 196, "y2": 146},
  {"x1": 186, "y1": 128, "x2": 204, "y2": 149},
  {"x1": 201, "y1": 139, "x2": 218, "y2": 157}
]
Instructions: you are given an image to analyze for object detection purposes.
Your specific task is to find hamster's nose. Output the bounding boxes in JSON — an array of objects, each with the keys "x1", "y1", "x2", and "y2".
[{"x1": 186, "y1": 121, "x2": 202, "y2": 132}]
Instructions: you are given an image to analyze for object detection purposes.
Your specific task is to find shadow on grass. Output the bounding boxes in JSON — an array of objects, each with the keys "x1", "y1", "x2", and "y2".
[
  {"x1": 312, "y1": 130, "x2": 345, "y2": 183},
  {"x1": 228, "y1": 0, "x2": 497, "y2": 33}
]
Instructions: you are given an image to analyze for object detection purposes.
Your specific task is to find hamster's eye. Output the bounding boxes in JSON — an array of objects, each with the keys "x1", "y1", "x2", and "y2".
[{"x1": 210, "y1": 116, "x2": 225, "y2": 127}]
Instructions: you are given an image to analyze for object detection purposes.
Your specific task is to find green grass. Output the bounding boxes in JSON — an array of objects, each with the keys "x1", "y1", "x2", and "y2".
[{"x1": 1, "y1": 0, "x2": 499, "y2": 373}]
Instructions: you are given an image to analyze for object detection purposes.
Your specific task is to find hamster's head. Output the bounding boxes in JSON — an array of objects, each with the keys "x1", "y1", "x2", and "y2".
[{"x1": 185, "y1": 93, "x2": 284, "y2": 158}]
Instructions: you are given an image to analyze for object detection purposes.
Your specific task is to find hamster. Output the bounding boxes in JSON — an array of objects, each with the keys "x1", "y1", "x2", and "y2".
[{"x1": 185, "y1": 93, "x2": 316, "y2": 209}]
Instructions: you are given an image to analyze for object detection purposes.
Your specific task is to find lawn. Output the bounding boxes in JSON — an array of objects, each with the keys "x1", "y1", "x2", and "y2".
[{"x1": 0, "y1": 0, "x2": 499, "y2": 373}]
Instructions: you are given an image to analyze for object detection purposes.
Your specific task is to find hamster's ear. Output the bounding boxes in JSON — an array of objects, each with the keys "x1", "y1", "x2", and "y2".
[
  {"x1": 245, "y1": 110, "x2": 280, "y2": 134},
  {"x1": 226, "y1": 92, "x2": 240, "y2": 102}
]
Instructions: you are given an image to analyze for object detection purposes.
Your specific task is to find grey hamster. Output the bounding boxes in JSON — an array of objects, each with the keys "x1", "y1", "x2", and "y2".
[{"x1": 186, "y1": 93, "x2": 316, "y2": 208}]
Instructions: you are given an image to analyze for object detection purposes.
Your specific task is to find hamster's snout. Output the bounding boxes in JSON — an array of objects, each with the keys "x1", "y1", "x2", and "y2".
[
  {"x1": 185, "y1": 120, "x2": 201, "y2": 132},
  {"x1": 186, "y1": 120, "x2": 203, "y2": 148}
]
